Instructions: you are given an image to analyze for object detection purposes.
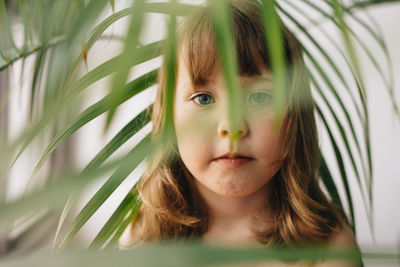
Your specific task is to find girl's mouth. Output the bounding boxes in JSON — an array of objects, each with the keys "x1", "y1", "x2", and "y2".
[{"x1": 213, "y1": 156, "x2": 253, "y2": 169}]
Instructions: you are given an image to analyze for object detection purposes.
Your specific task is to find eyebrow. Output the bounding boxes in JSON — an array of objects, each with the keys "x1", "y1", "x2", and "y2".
[
  {"x1": 180, "y1": 82, "x2": 203, "y2": 93},
  {"x1": 181, "y1": 79, "x2": 216, "y2": 92},
  {"x1": 241, "y1": 76, "x2": 273, "y2": 90},
  {"x1": 180, "y1": 76, "x2": 273, "y2": 92}
]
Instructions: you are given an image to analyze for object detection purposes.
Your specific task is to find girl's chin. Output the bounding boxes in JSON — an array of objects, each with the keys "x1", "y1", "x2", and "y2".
[
  {"x1": 213, "y1": 189, "x2": 255, "y2": 198},
  {"x1": 210, "y1": 183, "x2": 259, "y2": 198}
]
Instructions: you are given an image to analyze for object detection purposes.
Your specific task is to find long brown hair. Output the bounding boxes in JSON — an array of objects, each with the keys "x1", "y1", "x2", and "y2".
[{"x1": 132, "y1": 0, "x2": 348, "y2": 246}]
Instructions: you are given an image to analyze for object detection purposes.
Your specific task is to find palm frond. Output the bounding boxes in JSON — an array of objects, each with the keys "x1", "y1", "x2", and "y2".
[{"x1": 0, "y1": 0, "x2": 399, "y2": 264}]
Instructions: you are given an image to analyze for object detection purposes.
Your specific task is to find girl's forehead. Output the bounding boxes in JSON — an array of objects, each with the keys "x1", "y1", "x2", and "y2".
[
  {"x1": 177, "y1": 59, "x2": 273, "y2": 92},
  {"x1": 176, "y1": 40, "x2": 273, "y2": 90},
  {"x1": 240, "y1": 74, "x2": 273, "y2": 87}
]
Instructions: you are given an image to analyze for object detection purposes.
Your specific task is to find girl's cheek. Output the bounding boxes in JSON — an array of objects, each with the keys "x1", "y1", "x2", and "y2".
[
  {"x1": 246, "y1": 104, "x2": 275, "y2": 118},
  {"x1": 175, "y1": 108, "x2": 217, "y2": 141}
]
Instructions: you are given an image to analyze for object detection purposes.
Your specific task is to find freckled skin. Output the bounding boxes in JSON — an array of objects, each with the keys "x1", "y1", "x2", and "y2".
[{"x1": 173, "y1": 56, "x2": 285, "y2": 199}]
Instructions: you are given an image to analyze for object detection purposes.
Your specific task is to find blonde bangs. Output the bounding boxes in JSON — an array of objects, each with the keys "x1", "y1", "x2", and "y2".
[{"x1": 177, "y1": 0, "x2": 299, "y2": 87}]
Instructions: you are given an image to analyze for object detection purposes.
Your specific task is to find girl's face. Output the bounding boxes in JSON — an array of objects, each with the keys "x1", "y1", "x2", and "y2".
[{"x1": 173, "y1": 56, "x2": 285, "y2": 198}]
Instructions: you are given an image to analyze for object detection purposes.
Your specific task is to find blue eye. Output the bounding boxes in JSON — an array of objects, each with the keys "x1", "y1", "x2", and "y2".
[
  {"x1": 249, "y1": 91, "x2": 271, "y2": 104},
  {"x1": 192, "y1": 93, "x2": 215, "y2": 106}
]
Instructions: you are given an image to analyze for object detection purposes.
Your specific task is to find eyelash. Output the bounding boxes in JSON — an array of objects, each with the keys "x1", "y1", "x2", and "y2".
[
  {"x1": 191, "y1": 92, "x2": 272, "y2": 106},
  {"x1": 249, "y1": 91, "x2": 272, "y2": 104},
  {"x1": 191, "y1": 93, "x2": 215, "y2": 106}
]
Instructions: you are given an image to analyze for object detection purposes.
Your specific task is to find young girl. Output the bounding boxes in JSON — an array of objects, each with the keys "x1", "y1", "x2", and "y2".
[{"x1": 120, "y1": 0, "x2": 358, "y2": 264}]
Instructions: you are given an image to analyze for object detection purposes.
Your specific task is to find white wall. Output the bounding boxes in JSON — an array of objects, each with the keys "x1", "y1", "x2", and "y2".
[{"x1": 6, "y1": 0, "x2": 400, "y2": 263}]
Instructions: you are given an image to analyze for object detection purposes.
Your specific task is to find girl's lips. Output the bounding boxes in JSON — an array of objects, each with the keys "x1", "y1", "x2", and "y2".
[{"x1": 213, "y1": 157, "x2": 253, "y2": 169}]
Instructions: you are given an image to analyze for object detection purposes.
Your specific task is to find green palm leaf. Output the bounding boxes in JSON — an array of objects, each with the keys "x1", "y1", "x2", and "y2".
[
  {"x1": 89, "y1": 191, "x2": 139, "y2": 249},
  {"x1": 30, "y1": 70, "x2": 157, "y2": 178},
  {"x1": 208, "y1": 0, "x2": 242, "y2": 134},
  {"x1": 1, "y1": 0, "x2": 399, "y2": 265},
  {"x1": 276, "y1": 0, "x2": 375, "y2": 229},
  {"x1": 56, "y1": 136, "x2": 151, "y2": 253}
]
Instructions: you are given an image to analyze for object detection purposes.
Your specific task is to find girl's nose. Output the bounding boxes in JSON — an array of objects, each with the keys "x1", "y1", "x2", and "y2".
[
  {"x1": 217, "y1": 122, "x2": 249, "y2": 139},
  {"x1": 216, "y1": 92, "x2": 249, "y2": 139}
]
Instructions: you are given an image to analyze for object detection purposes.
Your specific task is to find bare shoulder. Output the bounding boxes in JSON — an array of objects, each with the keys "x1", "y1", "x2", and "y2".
[
  {"x1": 328, "y1": 224, "x2": 357, "y2": 248},
  {"x1": 313, "y1": 225, "x2": 360, "y2": 267},
  {"x1": 118, "y1": 219, "x2": 142, "y2": 250}
]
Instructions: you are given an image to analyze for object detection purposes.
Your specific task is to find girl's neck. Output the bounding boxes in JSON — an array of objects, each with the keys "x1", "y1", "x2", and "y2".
[{"x1": 195, "y1": 181, "x2": 274, "y2": 246}]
